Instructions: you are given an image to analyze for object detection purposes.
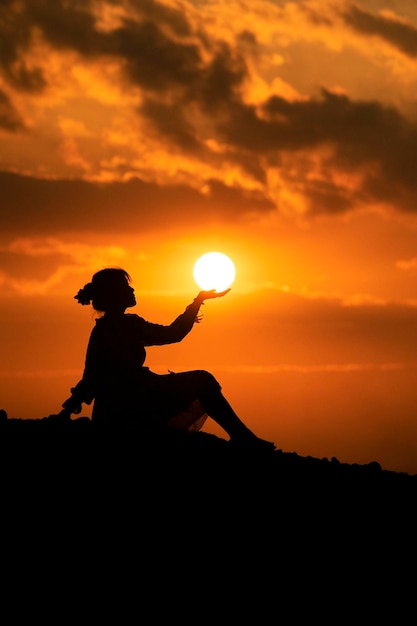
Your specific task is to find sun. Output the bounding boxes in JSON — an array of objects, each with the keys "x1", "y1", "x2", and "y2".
[{"x1": 193, "y1": 251, "x2": 236, "y2": 291}]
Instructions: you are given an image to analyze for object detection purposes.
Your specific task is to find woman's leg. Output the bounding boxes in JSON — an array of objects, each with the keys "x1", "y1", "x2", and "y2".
[
  {"x1": 149, "y1": 370, "x2": 275, "y2": 448},
  {"x1": 196, "y1": 372, "x2": 275, "y2": 447}
]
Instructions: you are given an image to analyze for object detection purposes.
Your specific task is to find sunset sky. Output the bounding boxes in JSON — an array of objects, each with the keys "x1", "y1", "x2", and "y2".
[{"x1": 2, "y1": 0, "x2": 417, "y2": 474}]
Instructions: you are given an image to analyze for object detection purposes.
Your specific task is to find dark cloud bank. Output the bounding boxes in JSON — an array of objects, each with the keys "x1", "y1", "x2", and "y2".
[
  {"x1": 2, "y1": 413, "x2": 415, "y2": 605},
  {"x1": 0, "y1": 170, "x2": 273, "y2": 236}
]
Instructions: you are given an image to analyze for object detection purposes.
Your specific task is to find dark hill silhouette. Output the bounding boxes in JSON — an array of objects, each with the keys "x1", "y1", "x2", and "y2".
[
  {"x1": 2, "y1": 413, "x2": 415, "y2": 510},
  {"x1": 1, "y1": 412, "x2": 415, "y2": 617}
]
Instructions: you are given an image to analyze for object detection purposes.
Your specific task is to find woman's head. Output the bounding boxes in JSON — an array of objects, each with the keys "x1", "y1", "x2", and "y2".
[{"x1": 74, "y1": 268, "x2": 136, "y2": 312}]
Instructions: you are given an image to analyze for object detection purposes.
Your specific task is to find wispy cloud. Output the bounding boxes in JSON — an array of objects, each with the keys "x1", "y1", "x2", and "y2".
[
  {"x1": 396, "y1": 256, "x2": 417, "y2": 271},
  {"x1": 343, "y1": 4, "x2": 417, "y2": 57},
  {"x1": 0, "y1": 237, "x2": 128, "y2": 295},
  {"x1": 218, "y1": 362, "x2": 406, "y2": 374},
  {"x1": 0, "y1": 369, "x2": 82, "y2": 379}
]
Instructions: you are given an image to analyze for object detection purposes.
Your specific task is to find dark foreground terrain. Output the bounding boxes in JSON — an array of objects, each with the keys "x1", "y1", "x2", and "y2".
[{"x1": 1, "y1": 415, "x2": 416, "y2": 617}]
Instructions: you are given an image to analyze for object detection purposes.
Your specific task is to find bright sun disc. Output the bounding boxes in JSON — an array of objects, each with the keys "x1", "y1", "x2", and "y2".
[{"x1": 193, "y1": 252, "x2": 236, "y2": 291}]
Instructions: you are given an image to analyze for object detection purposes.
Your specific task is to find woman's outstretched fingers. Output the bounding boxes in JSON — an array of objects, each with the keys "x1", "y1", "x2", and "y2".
[{"x1": 199, "y1": 288, "x2": 231, "y2": 301}]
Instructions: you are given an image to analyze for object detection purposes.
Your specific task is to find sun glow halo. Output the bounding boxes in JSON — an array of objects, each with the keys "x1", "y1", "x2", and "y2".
[{"x1": 193, "y1": 252, "x2": 236, "y2": 292}]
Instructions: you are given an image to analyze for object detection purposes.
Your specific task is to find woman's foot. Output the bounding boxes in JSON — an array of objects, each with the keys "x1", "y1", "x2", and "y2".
[{"x1": 229, "y1": 434, "x2": 276, "y2": 453}]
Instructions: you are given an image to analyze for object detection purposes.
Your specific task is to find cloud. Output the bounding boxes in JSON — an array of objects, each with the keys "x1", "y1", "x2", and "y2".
[
  {"x1": 0, "y1": 89, "x2": 25, "y2": 131},
  {"x1": 0, "y1": 170, "x2": 274, "y2": 237},
  {"x1": 198, "y1": 86, "x2": 417, "y2": 215},
  {"x1": 2, "y1": 0, "x2": 417, "y2": 220},
  {"x1": 0, "y1": 368, "x2": 82, "y2": 379},
  {"x1": 0, "y1": 237, "x2": 129, "y2": 295},
  {"x1": 343, "y1": 4, "x2": 417, "y2": 57},
  {"x1": 219, "y1": 362, "x2": 406, "y2": 374},
  {"x1": 0, "y1": 0, "x2": 47, "y2": 92},
  {"x1": 396, "y1": 256, "x2": 417, "y2": 271},
  {"x1": 276, "y1": 283, "x2": 389, "y2": 307}
]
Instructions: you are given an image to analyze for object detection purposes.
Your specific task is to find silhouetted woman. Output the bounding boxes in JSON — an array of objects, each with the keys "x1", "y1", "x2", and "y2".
[{"x1": 61, "y1": 267, "x2": 275, "y2": 451}]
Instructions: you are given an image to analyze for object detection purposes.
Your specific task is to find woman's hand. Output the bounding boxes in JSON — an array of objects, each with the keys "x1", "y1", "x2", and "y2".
[
  {"x1": 62, "y1": 396, "x2": 82, "y2": 415},
  {"x1": 197, "y1": 288, "x2": 231, "y2": 302}
]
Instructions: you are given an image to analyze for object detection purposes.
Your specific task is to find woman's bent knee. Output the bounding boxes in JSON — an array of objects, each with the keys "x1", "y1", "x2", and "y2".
[{"x1": 194, "y1": 369, "x2": 221, "y2": 393}]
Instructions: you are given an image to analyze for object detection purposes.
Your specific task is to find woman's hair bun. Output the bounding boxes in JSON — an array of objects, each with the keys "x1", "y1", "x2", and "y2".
[{"x1": 74, "y1": 283, "x2": 94, "y2": 305}]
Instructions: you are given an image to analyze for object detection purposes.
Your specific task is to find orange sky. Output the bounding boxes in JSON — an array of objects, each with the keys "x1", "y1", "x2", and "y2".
[{"x1": 2, "y1": 0, "x2": 417, "y2": 474}]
